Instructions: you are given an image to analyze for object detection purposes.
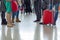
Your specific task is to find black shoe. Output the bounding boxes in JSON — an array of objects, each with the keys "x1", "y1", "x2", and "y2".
[
  {"x1": 39, "y1": 22, "x2": 46, "y2": 25},
  {"x1": 39, "y1": 22, "x2": 43, "y2": 24},
  {"x1": 1, "y1": 19, "x2": 7, "y2": 25},
  {"x1": 1, "y1": 22, "x2": 7, "y2": 25},
  {"x1": 34, "y1": 20, "x2": 40, "y2": 22},
  {"x1": 53, "y1": 23, "x2": 56, "y2": 25},
  {"x1": 39, "y1": 22, "x2": 45, "y2": 25}
]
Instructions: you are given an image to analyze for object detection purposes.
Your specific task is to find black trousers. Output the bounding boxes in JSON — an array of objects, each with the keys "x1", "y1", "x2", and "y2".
[
  {"x1": 1, "y1": 11, "x2": 6, "y2": 21},
  {"x1": 34, "y1": 1, "x2": 41, "y2": 20}
]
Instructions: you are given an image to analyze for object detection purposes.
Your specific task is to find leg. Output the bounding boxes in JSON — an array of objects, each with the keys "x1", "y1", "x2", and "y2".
[
  {"x1": 6, "y1": 2, "x2": 13, "y2": 27},
  {"x1": 16, "y1": 10, "x2": 21, "y2": 22},
  {"x1": 12, "y1": 12, "x2": 16, "y2": 23},
  {"x1": 1, "y1": 11, "x2": 7, "y2": 25},
  {"x1": 34, "y1": 1, "x2": 41, "y2": 22},
  {"x1": 36, "y1": 9, "x2": 41, "y2": 21},
  {"x1": 16, "y1": 10, "x2": 19, "y2": 18},
  {"x1": 37, "y1": 1, "x2": 41, "y2": 21},
  {"x1": 54, "y1": 4, "x2": 59, "y2": 25},
  {"x1": 1, "y1": 11, "x2": 5, "y2": 19},
  {"x1": 49, "y1": 3, "x2": 53, "y2": 10}
]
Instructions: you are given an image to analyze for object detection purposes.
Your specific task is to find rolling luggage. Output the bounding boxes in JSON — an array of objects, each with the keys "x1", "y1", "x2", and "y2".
[
  {"x1": 43, "y1": 9, "x2": 54, "y2": 24},
  {"x1": 42, "y1": 0, "x2": 55, "y2": 25}
]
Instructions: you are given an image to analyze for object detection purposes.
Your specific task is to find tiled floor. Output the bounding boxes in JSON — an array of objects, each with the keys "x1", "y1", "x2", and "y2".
[{"x1": 0, "y1": 12, "x2": 60, "y2": 40}]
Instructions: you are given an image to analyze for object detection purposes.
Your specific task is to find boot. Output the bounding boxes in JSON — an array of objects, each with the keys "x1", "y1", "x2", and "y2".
[
  {"x1": 1, "y1": 19, "x2": 7, "y2": 25},
  {"x1": 12, "y1": 18, "x2": 14, "y2": 23},
  {"x1": 16, "y1": 18, "x2": 21, "y2": 22},
  {"x1": 6, "y1": 13, "x2": 13, "y2": 27}
]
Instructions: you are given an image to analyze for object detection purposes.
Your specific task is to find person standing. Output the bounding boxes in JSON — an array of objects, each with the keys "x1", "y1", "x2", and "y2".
[
  {"x1": 0, "y1": 0, "x2": 7, "y2": 25},
  {"x1": 5, "y1": 0, "x2": 13, "y2": 27},
  {"x1": 52, "y1": 0, "x2": 60, "y2": 25},
  {"x1": 34, "y1": 0, "x2": 41, "y2": 22},
  {"x1": 12, "y1": 0, "x2": 21, "y2": 23}
]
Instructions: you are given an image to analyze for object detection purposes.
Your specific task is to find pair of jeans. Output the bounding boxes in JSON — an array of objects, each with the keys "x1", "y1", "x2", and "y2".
[
  {"x1": 49, "y1": 3, "x2": 59, "y2": 23},
  {"x1": 12, "y1": 5, "x2": 20, "y2": 19},
  {"x1": 12, "y1": 10, "x2": 19, "y2": 19}
]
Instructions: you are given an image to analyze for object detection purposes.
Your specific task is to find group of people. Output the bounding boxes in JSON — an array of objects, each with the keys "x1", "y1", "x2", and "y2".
[
  {"x1": 0, "y1": 0, "x2": 60, "y2": 27},
  {"x1": 34, "y1": 0, "x2": 60, "y2": 25},
  {"x1": 0, "y1": 0, "x2": 32, "y2": 27},
  {"x1": 0, "y1": 0, "x2": 21, "y2": 27}
]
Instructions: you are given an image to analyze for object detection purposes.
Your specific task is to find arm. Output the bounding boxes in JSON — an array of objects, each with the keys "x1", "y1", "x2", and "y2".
[{"x1": 16, "y1": 0, "x2": 19, "y2": 5}]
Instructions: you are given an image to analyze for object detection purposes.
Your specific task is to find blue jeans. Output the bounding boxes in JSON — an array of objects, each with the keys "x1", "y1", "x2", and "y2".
[
  {"x1": 12, "y1": 5, "x2": 20, "y2": 19},
  {"x1": 12, "y1": 10, "x2": 19, "y2": 19},
  {"x1": 49, "y1": 3, "x2": 59, "y2": 23}
]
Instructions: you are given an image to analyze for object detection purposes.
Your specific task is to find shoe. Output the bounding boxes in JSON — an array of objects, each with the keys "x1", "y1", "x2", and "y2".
[
  {"x1": 1, "y1": 19, "x2": 7, "y2": 25},
  {"x1": 12, "y1": 18, "x2": 14, "y2": 23},
  {"x1": 1, "y1": 22, "x2": 7, "y2": 25},
  {"x1": 39, "y1": 22, "x2": 45, "y2": 25},
  {"x1": 16, "y1": 18, "x2": 21, "y2": 22},
  {"x1": 7, "y1": 24, "x2": 13, "y2": 27},
  {"x1": 39, "y1": 22, "x2": 43, "y2": 24},
  {"x1": 39, "y1": 22, "x2": 46, "y2": 25},
  {"x1": 53, "y1": 23, "x2": 56, "y2": 25},
  {"x1": 34, "y1": 20, "x2": 40, "y2": 22},
  {"x1": 6, "y1": 13, "x2": 13, "y2": 27}
]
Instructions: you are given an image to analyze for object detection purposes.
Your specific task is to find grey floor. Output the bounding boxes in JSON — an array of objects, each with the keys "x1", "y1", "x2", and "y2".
[{"x1": 0, "y1": 12, "x2": 60, "y2": 40}]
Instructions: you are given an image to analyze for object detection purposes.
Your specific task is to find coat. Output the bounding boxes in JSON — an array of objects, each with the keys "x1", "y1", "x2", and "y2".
[{"x1": 0, "y1": 0, "x2": 6, "y2": 12}]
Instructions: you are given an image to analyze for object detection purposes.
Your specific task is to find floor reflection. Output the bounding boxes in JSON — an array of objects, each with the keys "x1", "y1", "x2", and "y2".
[
  {"x1": 34, "y1": 23, "x2": 41, "y2": 40},
  {"x1": 13, "y1": 23, "x2": 21, "y2": 40},
  {"x1": 6, "y1": 27, "x2": 12, "y2": 40},
  {"x1": 1, "y1": 25, "x2": 6, "y2": 40},
  {"x1": 53, "y1": 26, "x2": 57, "y2": 40},
  {"x1": 43, "y1": 25, "x2": 57, "y2": 40}
]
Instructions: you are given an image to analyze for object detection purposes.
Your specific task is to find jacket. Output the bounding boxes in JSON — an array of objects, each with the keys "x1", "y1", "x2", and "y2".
[{"x1": 0, "y1": 0, "x2": 6, "y2": 12}]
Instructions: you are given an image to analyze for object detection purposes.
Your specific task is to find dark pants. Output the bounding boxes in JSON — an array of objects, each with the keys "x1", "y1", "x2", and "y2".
[
  {"x1": 34, "y1": 1, "x2": 41, "y2": 20},
  {"x1": 1, "y1": 11, "x2": 5, "y2": 21},
  {"x1": 50, "y1": 3, "x2": 59, "y2": 23}
]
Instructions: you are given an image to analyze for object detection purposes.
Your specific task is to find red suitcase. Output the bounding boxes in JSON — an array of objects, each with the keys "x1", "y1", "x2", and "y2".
[{"x1": 43, "y1": 9, "x2": 54, "y2": 24}]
